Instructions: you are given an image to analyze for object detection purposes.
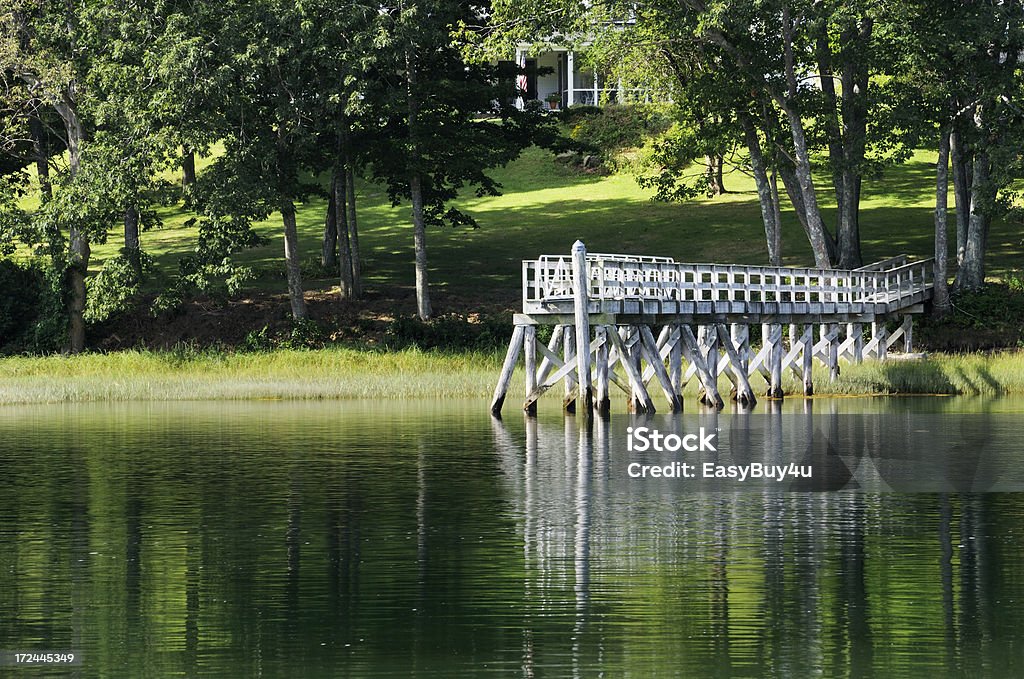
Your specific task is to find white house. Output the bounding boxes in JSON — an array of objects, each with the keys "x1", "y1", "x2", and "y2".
[{"x1": 511, "y1": 44, "x2": 652, "y2": 108}]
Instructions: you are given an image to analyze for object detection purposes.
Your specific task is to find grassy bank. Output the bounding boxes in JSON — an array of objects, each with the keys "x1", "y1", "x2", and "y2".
[{"x1": 2, "y1": 348, "x2": 1023, "y2": 406}]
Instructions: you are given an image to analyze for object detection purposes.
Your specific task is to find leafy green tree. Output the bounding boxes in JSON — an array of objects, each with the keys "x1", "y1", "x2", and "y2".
[{"x1": 368, "y1": 0, "x2": 563, "y2": 319}]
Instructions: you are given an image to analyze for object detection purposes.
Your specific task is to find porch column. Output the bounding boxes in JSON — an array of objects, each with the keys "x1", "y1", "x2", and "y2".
[
  {"x1": 567, "y1": 50, "x2": 575, "y2": 106},
  {"x1": 593, "y1": 72, "x2": 599, "y2": 106},
  {"x1": 515, "y1": 48, "x2": 526, "y2": 110}
]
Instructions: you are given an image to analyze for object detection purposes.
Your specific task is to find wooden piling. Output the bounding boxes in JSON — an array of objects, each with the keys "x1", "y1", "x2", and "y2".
[
  {"x1": 595, "y1": 326, "x2": 610, "y2": 415},
  {"x1": 669, "y1": 325, "x2": 683, "y2": 403},
  {"x1": 490, "y1": 324, "x2": 525, "y2": 416},
  {"x1": 902, "y1": 315, "x2": 913, "y2": 353},
  {"x1": 801, "y1": 325, "x2": 814, "y2": 396},
  {"x1": 563, "y1": 325, "x2": 577, "y2": 412},
  {"x1": 768, "y1": 324, "x2": 784, "y2": 399},
  {"x1": 524, "y1": 325, "x2": 537, "y2": 415}
]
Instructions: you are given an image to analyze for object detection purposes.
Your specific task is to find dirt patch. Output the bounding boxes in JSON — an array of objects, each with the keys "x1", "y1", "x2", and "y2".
[{"x1": 90, "y1": 284, "x2": 520, "y2": 351}]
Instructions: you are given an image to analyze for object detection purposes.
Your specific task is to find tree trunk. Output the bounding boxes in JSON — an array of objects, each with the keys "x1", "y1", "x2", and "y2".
[
  {"x1": 28, "y1": 108, "x2": 51, "y2": 200},
  {"x1": 777, "y1": 154, "x2": 808, "y2": 228},
  {"x1": 779, "y1": 6, "x2": 833, "y2": 269},
  {"x1": 953, "y1": 151, "x2": 991, "y2": 292},
  {"x1": 740, "y1": 113, "x2": 781, "y2": 266},
  {"x1": 704, "y1": 156, "x2": 723, "y2": 196},
  {"x1": 769, "y1": 168, "x2": 783, "y2": 265},
  {"x1": 950, "y1": 129, "x2": 971, "y2": 265},
  {"x1": 53, "y1": 91, "x2": 89, "y2": 353},
  {"x1": 835, "y1": 18, "x2": 872, "y2": 269},
  {"x1": 335, "y1": 167, "x2": 354, "y2": 299},
  {"x1": 281, "y1": 200, "x2": 308, "y2": 319},
  {"x1": 780, "y1": 108, "x2": 833, "y2": 268},
  {"x1": 933, "y1": 129, "x2": 951, "y2": 317},
  {"x1": 406, "y1": 43, "x2": 431, "y2": 319},
  {"x1": 322, "y1": 175, "x2": 338, "y2": 269},
  {"x1": 714, "y1": 155, "x2": 725, "y2": 194},
  {"x1": 124, "y1": 204, "x2": 141, "y2": 271},
  {"x1": 815, "y1": 32, "x2": 845, "y2": 231},
  {"x1": 410, "y1": 173, "x2": 431, "y2": 320},
  {"x1": 344, "y1": 140, "x2": 362, "y2": 298},
  {"x1": 182, "y1": 149, "x2": 196, "y2": 188}
]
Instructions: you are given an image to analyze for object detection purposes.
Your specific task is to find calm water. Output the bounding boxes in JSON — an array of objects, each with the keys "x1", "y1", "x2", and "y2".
[{"x1": 2, "y1": 397, "x2": 1024, "y2": 677}]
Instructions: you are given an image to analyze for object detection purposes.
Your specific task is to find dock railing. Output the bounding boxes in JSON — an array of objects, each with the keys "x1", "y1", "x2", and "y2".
[{"x1": 523, "y1": 254, "x2": 933, "y2": 315}]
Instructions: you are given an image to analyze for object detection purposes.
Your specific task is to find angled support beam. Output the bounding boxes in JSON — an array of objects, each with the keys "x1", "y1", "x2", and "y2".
[
  {"x1": 639, "y1": 325, "x2": 682, "y2": 412},
  {"x1": 535, "y1": 325, "x2": 564, "y2": 385},
  {"x1": 606, "y1": 325, "x2": 655, "y2": 413},
  {"x1": 491, "y1": 325, "x2": 525, "y2": 416},
  {"x1": 679, "y1": 325, "x2": 724, "y2": 409},
  {"x1": 717, "y1": 324, "x2": 756, "y2": 406}
]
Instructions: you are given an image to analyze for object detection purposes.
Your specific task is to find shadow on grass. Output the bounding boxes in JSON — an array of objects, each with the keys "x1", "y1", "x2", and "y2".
[{"x1": 879, "y1": 359, "x2": 958, "y2": 394}]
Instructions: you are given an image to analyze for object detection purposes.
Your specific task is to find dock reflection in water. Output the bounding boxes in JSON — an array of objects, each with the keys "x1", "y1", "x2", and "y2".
[{"x1": 490, "y1": 403, "x2": 1024, "y2": 677}]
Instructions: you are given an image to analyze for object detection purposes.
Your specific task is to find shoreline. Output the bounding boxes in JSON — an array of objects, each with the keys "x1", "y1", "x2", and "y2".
[{"x1": 1, "y1": 347, "x2": 1022, "y2": 406}]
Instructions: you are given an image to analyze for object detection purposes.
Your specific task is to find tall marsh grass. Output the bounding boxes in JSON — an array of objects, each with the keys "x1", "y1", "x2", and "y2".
[{"x1": 1, "y1": 348, "x2": 1023, "y2": 406}]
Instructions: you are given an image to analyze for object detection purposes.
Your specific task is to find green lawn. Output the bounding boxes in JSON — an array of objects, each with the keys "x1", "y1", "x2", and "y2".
[{"x1": 65, "y1": 146, "x2": 1020, "y2": 301}]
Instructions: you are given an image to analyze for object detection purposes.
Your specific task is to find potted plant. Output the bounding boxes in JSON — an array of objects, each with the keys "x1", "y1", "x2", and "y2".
[{"x1": 544, "y1": 92, "x2": 561, "y2": 110}]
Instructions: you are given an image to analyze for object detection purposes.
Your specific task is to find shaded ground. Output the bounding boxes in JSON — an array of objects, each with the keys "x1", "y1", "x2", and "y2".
[{"x1": 90, "y1": 284, "x2": 520, "y2": 351}]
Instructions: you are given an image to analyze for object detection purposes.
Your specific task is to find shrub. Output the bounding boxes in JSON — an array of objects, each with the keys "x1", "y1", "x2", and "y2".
[
  {"x1": 0, "y1": 258, "x2": 66, "y2": 354},
  {"x1": 85, "y1": 250, "x2": 154, "y2": 323},
  {"x1": 568, "y1": 104, "x2": 675, "y2": 157}
]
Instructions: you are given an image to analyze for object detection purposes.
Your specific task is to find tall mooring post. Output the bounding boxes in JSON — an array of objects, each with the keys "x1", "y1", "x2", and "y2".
[{"x1": 572, "y1": 240, "x2": 593, "y2": 418}]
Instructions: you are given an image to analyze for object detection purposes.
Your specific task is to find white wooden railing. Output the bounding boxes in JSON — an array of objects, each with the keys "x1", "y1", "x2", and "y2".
[{"x1": 523, "y1": 254, "x2": 934, "y2": 314}]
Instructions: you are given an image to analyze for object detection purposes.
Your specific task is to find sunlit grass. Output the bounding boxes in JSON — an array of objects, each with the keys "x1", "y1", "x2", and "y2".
[
  {"x1": 0, "y1": 348, "x2": 506, "y2": 404},
  {"x1": 15, "y1": 144, "x2": 1021, "y2": 299},
  {"x1": 2, "y1": 348, "x2": 1023, "y2": 405}
]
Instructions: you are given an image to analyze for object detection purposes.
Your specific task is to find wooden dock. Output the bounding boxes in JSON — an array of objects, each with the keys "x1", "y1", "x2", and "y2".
[{"x1": 491, "y1": 241, "x2": 934, "y2": 416}]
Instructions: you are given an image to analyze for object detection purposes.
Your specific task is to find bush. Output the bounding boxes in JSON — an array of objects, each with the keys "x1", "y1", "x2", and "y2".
[
  {"x1": 916, "y1": 283, "x2": 1024, "y2": 350},
  {"x1": 384, "y1": 314, "x2": 512, "y2": 351},
  {"x1": 0, "y1": 258, "x2": 66, "y2": 354},
  {"x1": 568, "y1": 104, "x2": 675, "y2": 157},
  {"x1": 85, "y1": 250, "x2": 154, "y2": 323}
]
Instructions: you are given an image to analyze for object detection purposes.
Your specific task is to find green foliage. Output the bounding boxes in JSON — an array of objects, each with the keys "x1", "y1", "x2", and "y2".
[
  {"x1": 568, "y1": 104, "x2": 675, "y2": 157},
  {"x1": 916, "y1": 283, "x2": 1024, "y2": 350},
  {"x1": 85, "y1": 250, "x2": 154, "y2": 323},
  {"x1": 0, "y1": 258, "x2": 67, "y2": 354},
  {"x1": 241, "y1": 320, "x2": 326, "y2": 351},
  {"x1": 636, "y1": 122, "x2": 712, "y2": 201},
  {"x1": 384, "y1": 314, "x2": 511, "y2": 351},
  {"x1": 151, "y1": 216, "x2": 263, "y2": 315}
]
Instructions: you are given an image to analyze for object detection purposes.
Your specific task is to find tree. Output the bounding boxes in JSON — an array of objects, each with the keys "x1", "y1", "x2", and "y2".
[{"x1": 368, "y1": 0, "x2": 562, "y2": 319}]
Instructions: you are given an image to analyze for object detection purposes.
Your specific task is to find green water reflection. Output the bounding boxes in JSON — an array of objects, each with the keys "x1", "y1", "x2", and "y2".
[{"x1": 1, "y1": 397, "x2": 1023, "y2": 677}]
